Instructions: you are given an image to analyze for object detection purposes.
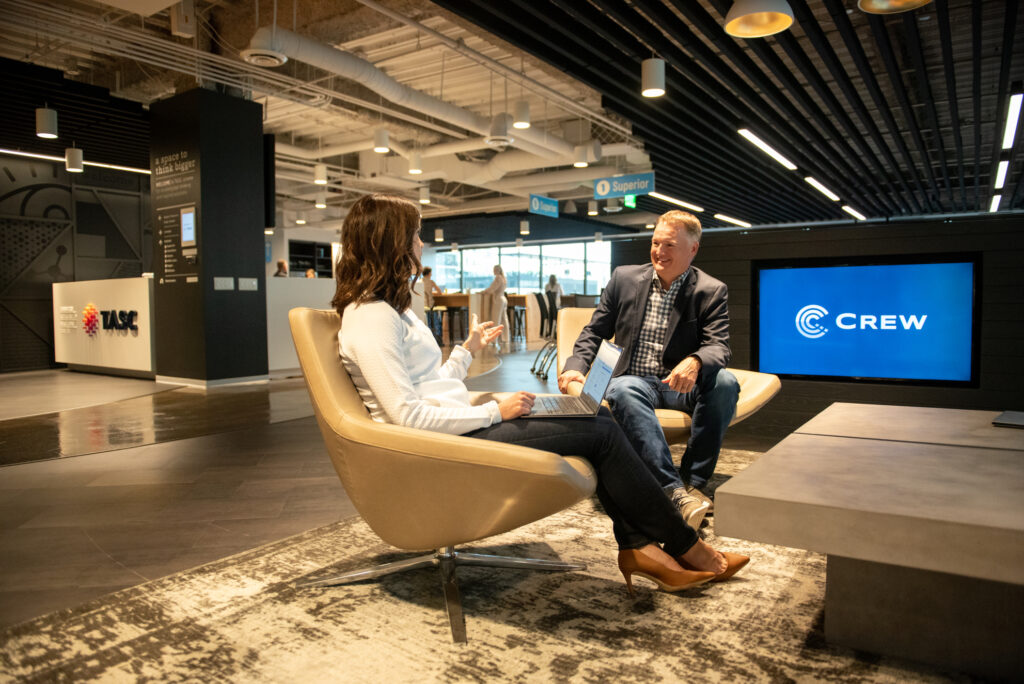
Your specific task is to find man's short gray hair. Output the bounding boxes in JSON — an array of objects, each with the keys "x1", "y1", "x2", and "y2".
[{"x1": 658, "y1": 210, "x2": 701, "y2": 243}]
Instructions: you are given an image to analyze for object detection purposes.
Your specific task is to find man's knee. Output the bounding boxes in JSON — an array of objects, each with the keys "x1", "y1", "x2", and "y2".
[
  {"x1": 704, "y1": 369, "x2": 740, "y2": 408},
  {"x1": 606, "y1": 376, "x2": 657, "y2": 408}
]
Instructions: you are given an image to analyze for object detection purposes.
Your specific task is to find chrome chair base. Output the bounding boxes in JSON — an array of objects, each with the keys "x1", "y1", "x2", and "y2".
[{"x1": 297, "y1": 546, "x2": 585, "y2": 643}]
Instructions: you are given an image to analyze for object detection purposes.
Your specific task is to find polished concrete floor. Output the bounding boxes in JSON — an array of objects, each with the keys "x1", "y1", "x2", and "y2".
[{"x1": 0, "y1": 341, "x2": 781, "y2": 629}]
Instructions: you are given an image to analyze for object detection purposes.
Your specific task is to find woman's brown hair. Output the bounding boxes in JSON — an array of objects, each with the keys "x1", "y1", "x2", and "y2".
[{"x1": 332, "y1": 193, "x2": 421, "y2": 317}]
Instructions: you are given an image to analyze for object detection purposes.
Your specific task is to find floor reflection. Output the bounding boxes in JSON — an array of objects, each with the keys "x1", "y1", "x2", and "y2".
[{"x1": 0, "y1": 341, "x2": 526, "y2": 468}]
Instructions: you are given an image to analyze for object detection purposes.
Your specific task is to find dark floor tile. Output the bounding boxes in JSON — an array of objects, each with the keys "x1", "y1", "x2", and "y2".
[{"x1": 0, "y1": 584, "x2": 136, "y2": 630}]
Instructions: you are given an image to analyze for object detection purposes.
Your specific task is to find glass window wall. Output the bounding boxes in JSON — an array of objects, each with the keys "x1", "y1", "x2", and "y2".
[
  {"x1": 461, "y1": 247, "x2": 500, "y2": 293},
  {"x1": 500, "y1": 246, "x2": 541, "y2": 294},
  {"x1": 541, "y1": 243, "x2": 586, "y2": 295},
  {"x1": 585, "y1": 241, "x2": 612, "y2": 296}
]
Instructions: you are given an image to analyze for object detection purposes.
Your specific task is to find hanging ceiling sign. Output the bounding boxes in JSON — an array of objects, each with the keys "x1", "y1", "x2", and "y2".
[
  {"x1": 529, "y1": 193, "x2": 559, "y2": 218},
  {"x1": 593, "y1": 171, "x2": 655, "y2": 199}
]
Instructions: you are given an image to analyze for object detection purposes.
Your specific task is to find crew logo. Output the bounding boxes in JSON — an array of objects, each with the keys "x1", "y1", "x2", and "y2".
[
  {"x1": 795, "y1": 304, "x2": 828, "y2": 339},
  {"x1": 82, "y1": 303, "x2": 100, "y2": 336},
  {"x1": 795, "y1": 304, "x2": 928, "y2": 339}
]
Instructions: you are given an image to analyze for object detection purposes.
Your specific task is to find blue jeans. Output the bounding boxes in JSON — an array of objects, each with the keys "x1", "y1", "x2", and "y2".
[
  {"x1": 465, "y1": 408, "x2": 699, "y2": 555},
  {"x1": 605, "y1": 369, "x2": 740, "y2": 491}
]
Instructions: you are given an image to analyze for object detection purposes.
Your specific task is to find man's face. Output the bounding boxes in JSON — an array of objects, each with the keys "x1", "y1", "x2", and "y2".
[{"x1": 650, "y1": 221, "x2": 698, "y2": 285}]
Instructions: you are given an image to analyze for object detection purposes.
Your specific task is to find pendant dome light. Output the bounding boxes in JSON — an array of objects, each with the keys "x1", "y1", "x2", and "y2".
[
  {"x1": 857, "y1": 0, "x2": 932, "y2": 14},
  {"x1": 313, "y1": 163, "x2": 328, "y2": 185},
  {"x1": 587, "y1": 200, "x2": 599, "y2": 216},
  {"x1": 641, "y1": 58, "x2": 665, "y2": 97},
  {"x1": 519, "y1": 220, "x2": 530, "y2": 235},
  {"x1": 408, "y1": 151, "x2": 423, "y2": 175},
  {"x1": 724, "y1": 0, "x2": 794, "y2": 38},
  {"x1": 315, "y1": 191, "x2": 327, "y2": 209},
  {"x1": 419, "y1": 186, "x2": 430, "y2": 204},
  {"x1": 36, "y1": 107, "x2": 58, "y2": 139},
  {"x1": 434, "y1": 228, "x2": 444, "y2": 242}
]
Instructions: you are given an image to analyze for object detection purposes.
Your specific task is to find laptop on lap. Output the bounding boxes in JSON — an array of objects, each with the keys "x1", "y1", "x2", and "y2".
[{"x1": 523, "y1": 340, "x2": 622, "y2": 418}]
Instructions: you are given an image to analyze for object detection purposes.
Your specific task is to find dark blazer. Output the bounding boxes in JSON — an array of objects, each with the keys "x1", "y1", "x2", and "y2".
[{"x1": 564, "y1": 264, "x2": 731, "y2": 382}]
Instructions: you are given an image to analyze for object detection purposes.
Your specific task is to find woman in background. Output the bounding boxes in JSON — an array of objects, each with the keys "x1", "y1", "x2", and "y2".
[
  {"x1": 331, "y1": 193, "x2": 749, "y2": 596},
  {"x1": 480, "y1": 264, "x2": 510, "y2": 346},
  {"x1": 545, "y1": 274, "x2": 563, "y2": 309}
]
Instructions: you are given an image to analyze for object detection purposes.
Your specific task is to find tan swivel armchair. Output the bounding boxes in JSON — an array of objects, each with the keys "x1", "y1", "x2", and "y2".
[
  {"x1": 289, "y1": 307, "x2": 597, "y2": 642},
  {"x1": 557, "y1": 307, "x2": 782, "y2": 444}
]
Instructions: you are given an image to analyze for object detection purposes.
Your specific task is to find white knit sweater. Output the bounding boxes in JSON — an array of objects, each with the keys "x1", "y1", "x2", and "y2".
[{"x1": 339, "y1": 300, "x2": 502, "y2": 435}]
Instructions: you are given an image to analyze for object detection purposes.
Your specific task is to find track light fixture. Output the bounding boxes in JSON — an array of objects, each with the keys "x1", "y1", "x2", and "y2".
[
  {"x1": 724, "y1": 0, "x2": 794, "y2": 38},
  {"x1": 36, "y1": 107, "x2": 58, "y2": 139},
  {"x1": 641, "y1": 58, "x2": 665, "y2": 98},
  {"x1": 314, "y1": 163, "x2": 328, "y2": 185},
  {"x1": 65, "y1": 147, "x2": 83, "y2": 173}
]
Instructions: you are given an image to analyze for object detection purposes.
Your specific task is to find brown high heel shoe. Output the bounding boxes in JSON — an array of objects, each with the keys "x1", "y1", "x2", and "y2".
[
  {"x1": 617, "y1": 549, "x2": 716, "y2": 597},
  {"x1": 678, "y1": 551, "x2": 750, "y2": 582}
]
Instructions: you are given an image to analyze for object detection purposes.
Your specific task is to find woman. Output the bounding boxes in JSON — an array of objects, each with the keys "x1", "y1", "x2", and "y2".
[
  {"x1": 480, "y1": 264, "x2": 510, "y2": 345},
  {"x1": 545, "y1": 274, "x2": 563, "y2": 309},
  {"x1": 332, "y1": 194, "x2": 748, "y2": 595}
]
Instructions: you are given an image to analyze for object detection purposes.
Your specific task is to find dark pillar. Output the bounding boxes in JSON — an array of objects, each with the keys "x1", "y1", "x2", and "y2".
[{"x1": 150, "y1": 88, "x2": 268, "y2": 385}]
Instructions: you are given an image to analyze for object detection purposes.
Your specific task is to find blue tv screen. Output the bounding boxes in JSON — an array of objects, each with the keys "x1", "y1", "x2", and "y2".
[{"x1": 754, "y1": 255, "x2": 979, "y2": 384}]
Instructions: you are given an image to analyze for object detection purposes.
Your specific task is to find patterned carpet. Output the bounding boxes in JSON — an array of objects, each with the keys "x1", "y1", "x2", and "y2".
[{"x1": 0, "y1": 449, "x2": 975, "y2": 683}]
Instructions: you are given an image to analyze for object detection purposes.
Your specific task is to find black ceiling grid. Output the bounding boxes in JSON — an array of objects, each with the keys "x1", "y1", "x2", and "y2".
[{"x1": 431, "y1": 0, "x2": 1023, "y2": 228}]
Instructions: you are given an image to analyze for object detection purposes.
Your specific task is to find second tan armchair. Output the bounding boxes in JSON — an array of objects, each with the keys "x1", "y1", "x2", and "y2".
[{"x1": 556, "y1": 307, "x2": 781, "y2": 445}]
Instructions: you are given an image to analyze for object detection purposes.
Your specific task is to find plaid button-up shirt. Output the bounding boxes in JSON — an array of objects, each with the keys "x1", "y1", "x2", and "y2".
[{"x1": 627, "y1": 270, "x2": 687, "y2": 377}]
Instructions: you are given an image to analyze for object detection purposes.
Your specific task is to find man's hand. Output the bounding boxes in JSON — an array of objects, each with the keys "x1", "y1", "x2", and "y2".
[
  {"x1": 557, "y1": 369, "x2": 586, "y2": 394},
  {"x1": 663, "y1": 356, "x2": 701, "y2": 393},
  {"x1": 497, "y1": 391, "x2": 535, "y2": 420}
]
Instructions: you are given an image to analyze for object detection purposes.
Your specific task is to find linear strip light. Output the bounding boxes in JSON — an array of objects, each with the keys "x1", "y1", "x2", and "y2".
[
  {"x1": 738, "y1": 128, "x2": 797, "y2": 170},
  {"x1": 989, "y1": 194, "x2": 1002, "y2": 213},
  {"x1": 803, "y1": 176, "x2": 840, "y2": 201},
  {"x1": 1001, "y1": 93, "x2": 1022, "y2": 150},
  {"x1": 713, "y1": 213, "x2": 751, "y2": 227},
  {"x1": 994, "y1": 160, "x2": 1009, "y2": 189},
  {"x1": 648, "y1": 191, "x2": 704, "y2": 212},
  {"x1": 0, "y1": 148, "x2": 151, "y2": 174},
  {"x1": 841, "y1": 205, "x2": 866, "y2": 221}
]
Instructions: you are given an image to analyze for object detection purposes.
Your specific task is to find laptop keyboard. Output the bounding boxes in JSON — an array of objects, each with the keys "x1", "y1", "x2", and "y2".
[{"x1": 534, "y1": 395, "x2": 590, "y2": 415}]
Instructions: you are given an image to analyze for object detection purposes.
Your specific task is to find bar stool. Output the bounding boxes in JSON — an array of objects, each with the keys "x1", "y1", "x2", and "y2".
[
  {"x1": 507, "y1": 304, "x2": 526, "y2": 340},
  {"x1": 443, "y1": 306, "x2": 468, "y2": 346},
  {"x1": 427, "y1": 305, "x2": 446, "y2": 343}
]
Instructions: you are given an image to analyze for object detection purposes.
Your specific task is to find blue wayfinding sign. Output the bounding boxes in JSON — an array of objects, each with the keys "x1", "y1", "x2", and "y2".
[
  {"x1": 529, "y1": 193, "x2": 559, "y2": 218},
  {"x1": 593, "y1": 171, "x2": 655, "y2": 199}
]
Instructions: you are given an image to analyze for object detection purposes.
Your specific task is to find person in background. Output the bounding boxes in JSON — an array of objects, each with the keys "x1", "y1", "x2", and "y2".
[
  {"x1": 558, "y1": 210, "x2": 741, "y2": 534},
  {"x1": 545, "y1": 274, "x2": 564, "y2": 309},
  {"x1": 421, "y1": 266, "x2": 443, "y2": 308},
  {"x1": 480, "y1": 264, "x2": 510, "y2": 346},
  {"x1": 305, "y1": 268, "x2": 316, "y2": 279},
  {"x1": 273, "y1": 260, "x2": 288, "y2": 277},
  {"x1": 421, "y1": 266, "x2": 444, "y2": 339},
  {"x1": 332, "y1": 193, "x2": 748, "y2": 597}
]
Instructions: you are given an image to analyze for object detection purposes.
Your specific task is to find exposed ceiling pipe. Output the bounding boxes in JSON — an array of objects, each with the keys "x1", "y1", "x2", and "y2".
[
  {"x1": 245, "y1": 25, "x2": 574, "y2": 159},
  {"x1": 493, "y1": 165, "x2": 621, "y2": 189},
  {"x1": 275, "y1": 140, "x2": 374, "y2": 159}
]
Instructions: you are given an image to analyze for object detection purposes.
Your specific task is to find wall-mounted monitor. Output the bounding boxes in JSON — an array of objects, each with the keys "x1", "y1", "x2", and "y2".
[
  {"x1": 180, "y1": 206, "x2": 196, "y2": 247},
  {"x1": 752, "y1": 254, "x2": 980, "y2": 386}
]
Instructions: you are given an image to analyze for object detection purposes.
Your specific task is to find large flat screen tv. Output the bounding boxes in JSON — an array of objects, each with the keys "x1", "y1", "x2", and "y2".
[{"x1": 753, "y1": 254, "x2": 980, "y2": 385}]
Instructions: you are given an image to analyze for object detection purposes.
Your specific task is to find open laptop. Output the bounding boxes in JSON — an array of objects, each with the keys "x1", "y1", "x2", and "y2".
[{"x1": 523, "y1": 340, "x2": 622, "y2": 418}]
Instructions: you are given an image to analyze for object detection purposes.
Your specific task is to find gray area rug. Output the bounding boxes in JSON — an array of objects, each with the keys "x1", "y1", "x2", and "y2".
[{"x1": 0, "y1": 449, "x2": 973, "y2": 682}]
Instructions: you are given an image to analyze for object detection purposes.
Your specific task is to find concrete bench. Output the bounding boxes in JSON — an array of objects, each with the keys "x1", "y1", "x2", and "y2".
[{"x1": 716, "y1": 402, "x2": 1024, "y2": 680}]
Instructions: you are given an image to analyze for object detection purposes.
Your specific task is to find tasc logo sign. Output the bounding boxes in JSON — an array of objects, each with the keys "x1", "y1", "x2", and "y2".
[
  {"x1": 80, "y1": 303, "x2": 139, "y2": 335},
  {"x1": 795, "y1": 304, "x2": 927, "y2": 339}
]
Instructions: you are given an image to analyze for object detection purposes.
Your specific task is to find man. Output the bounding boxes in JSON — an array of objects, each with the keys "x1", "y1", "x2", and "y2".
[
  {"x1": 273, "y1": 259, "x2": 288, "y2": 277},
  {"x1": 558, "y1": 210, "x2": 739, "y2": 532}
]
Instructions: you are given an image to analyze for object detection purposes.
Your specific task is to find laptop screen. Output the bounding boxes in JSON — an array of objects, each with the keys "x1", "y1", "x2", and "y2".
[{"x1": 581, "y1": 341, "x2": 622, "y2": 408}]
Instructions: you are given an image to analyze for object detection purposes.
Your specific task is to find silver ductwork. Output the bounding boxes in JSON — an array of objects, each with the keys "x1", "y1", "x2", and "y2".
[{"x1": 245, "y1": 25, "x2": 573, "y2": 159}]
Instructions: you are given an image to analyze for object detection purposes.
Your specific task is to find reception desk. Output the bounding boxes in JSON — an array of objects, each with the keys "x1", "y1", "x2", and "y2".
[{"x1": 52, "y1": 277, "x2": 155, "y2": 376}]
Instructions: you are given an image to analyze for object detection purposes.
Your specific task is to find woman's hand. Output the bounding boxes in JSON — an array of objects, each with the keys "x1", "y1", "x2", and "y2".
[
  {"x1": 463, "y1": 314, "x2": 504, "y2": 353},
  {"x1": 498, "y1": 391, "x2": 535, "y2": 420}
]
